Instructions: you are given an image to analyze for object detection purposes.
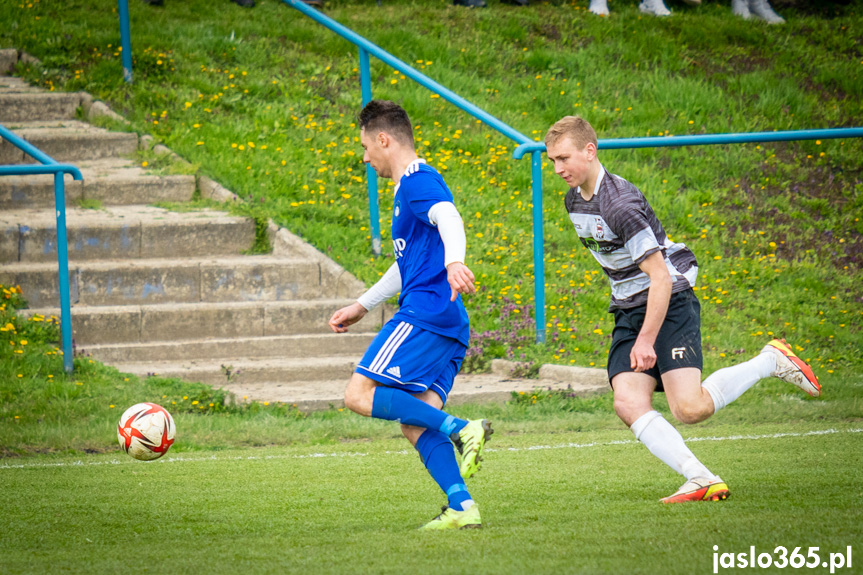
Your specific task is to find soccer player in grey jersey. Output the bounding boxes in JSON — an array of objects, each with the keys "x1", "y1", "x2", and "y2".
[{"x1": 545, "y1": 115, "x2": 821, "y2": 503}]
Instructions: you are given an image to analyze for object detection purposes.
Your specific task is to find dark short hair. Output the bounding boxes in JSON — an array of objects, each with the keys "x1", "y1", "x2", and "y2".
[{"x1": 358, "y1": 100, "x2": 414, "y2": 147}]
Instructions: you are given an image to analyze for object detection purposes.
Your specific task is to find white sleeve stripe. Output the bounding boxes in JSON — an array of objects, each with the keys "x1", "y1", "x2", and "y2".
[{"x1": 624, "y1": 227, "x2": 660, "y2": 263}]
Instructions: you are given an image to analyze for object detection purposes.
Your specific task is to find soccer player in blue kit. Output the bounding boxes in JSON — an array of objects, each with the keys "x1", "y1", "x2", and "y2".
[{"x1": 328, "y1": 100, "x2": 492, "y2": 529}]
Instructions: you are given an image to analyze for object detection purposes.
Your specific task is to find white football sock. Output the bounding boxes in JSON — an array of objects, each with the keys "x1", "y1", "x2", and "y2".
[
  {"x1": 702, "y1": 352, "x2": 776, "y2": 412},
  {"x1": 748, "y1": 0, "x2": 785, "y2": 23},
  {"x1": 731, "y1": 0, "x2": 751, "y2": 18},
  {"x1": 630, "y1": 411, "x2": 715, "y2": 481},
  {"x1": 639, "y1": 0, "x2": 671, "y2": 16},
  {"x1": 588, "y1": 0, "x2": 609, "y2": 15}
]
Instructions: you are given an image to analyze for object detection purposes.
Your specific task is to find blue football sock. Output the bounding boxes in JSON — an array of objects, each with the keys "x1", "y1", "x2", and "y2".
[
  {"x1": 371, "y1": 386, "x2": 467, "y2": 435},
  {"x1": 416, "y1": 429, "x2": 473, "y2": 511}
]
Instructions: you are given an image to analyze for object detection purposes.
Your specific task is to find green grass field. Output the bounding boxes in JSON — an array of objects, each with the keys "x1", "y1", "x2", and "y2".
[
  {"x1": 3, "y1": 425, "x2": 862, "y2": 574},
  {"x1": 2, "y1": 284, "x2": 862, "y2": 573},
  {"x1": 2, "y1": 0, "x2": 863, "y2": 572}
]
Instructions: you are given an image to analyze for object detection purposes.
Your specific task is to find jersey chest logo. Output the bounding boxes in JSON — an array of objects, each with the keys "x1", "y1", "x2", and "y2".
[
  {"x1": 594, "y1": 217, "x2": 605, "y2": 240},
  {"x1": 393, "y1": 201, "x2": 401, "y2": 218},
  {"x1": 393, "y1": 237, "x2": 406, "y2": 259}
]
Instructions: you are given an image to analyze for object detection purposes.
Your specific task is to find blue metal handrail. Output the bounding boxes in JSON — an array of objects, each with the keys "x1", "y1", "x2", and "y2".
[
  {"x1": 0, "y1": 124, "x2": 82, "y2": 373},
  {"x1": 514, "y1": 127, "x2": 863, "y2": 157},
  {"x1": 281, "y1": 0, "x2": 534, "y2": 254},
  {"x1": 117, "y1": 0, "x2": 863, "y2": 347},
  {"x1": 280, "y1": 0, "x2": 553, "y2": 342}
]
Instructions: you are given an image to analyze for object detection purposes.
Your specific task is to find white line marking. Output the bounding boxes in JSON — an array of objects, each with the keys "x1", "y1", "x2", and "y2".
[
  {"x1": 1, "y1": 428, "x2": 859, "y2": 471},
  {"x1": 488, "y1": 427, "x2": 863, "y2": 453}
]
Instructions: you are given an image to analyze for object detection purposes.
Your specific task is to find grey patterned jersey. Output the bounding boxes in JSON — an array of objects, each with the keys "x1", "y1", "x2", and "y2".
[{"x1": 565, "y1": 167, "x2": 698, "y2": 310}]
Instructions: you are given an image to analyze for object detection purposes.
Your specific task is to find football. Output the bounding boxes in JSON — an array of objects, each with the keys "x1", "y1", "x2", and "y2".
[{"x1": 117, "y1": 402, "x2": 176, "y2": 461}]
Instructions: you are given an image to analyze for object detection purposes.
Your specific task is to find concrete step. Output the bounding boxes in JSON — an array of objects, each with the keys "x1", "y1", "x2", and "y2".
[
  {"x1": 114, "y1": 356, "x2": 359, "y2": 386},
  {"x1": 0, "y1": 91, "x2": 82, "y2": 123},
  {"x1": 79, "y1": 332, "x2": 376, "y2": 363},
  {"x1": 0, "y1": 76, "x2": 44, "y2": 94},
  {"x1": 0, "y1": 52, "x2": 21, "y2": 77},
  {"x1": 24, "y1": 299, "x2": 385, "y2": 345},
  {"x1": 0, "y1": 158, "x2": 195, "y2": 209},
  {"x1": 1, "y1": 256, "x2": 329, "y2": 307},
  {"x1": 220, "y1": 379, "x2": 350, "y2": 410},
  {"x1": 209, "y1": 374, "x2": 608, "y2": 412},
  {"x1": 0, "y1": 120, "x2": 138, "y2": 164},
  {"x1": 0, "y1": 205, "x2": 255, "y2": 263}
]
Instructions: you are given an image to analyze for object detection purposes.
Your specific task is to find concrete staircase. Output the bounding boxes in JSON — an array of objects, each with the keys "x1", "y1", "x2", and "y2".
[{"x1": 0, "y1": 51, "x2": 384, "y2": 409}]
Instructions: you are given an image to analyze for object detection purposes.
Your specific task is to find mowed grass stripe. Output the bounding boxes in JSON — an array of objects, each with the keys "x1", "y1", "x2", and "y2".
[{"x1": 1, "y1": 425, "x2": 861, "y2": 471}]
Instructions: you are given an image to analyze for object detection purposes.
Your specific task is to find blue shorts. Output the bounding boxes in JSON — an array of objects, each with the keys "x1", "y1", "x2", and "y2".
[{"x1": 356, "y1": 320, "x2": 465, "y2": 405}]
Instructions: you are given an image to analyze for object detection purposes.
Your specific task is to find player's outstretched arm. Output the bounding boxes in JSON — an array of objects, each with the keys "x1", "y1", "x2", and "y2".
[
  {"x1": 329, "y1": 262, "x2": 402, "y2": 333},
  {"x1": 447, "y1": 262, "x2": 476, "y2": 302},
  {"x1": 428, "y1": 201, "x2": 475, "y2": 301},
  {"x1": 631, "y1": 250, "x2": 672, "y2": 371},
  {"x1": 328, "y1": 302, "x2": 368, "y2": 333}
]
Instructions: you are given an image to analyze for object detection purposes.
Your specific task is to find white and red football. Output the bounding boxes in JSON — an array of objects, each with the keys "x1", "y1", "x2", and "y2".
[{"x1": 117, "y1": 402, "x2": 175, "y2": 461}]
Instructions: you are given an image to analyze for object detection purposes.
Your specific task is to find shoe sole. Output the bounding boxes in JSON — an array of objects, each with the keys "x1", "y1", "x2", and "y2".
[
  {"x1": 420, "y1": 522, "x2": 482, "y2": 530},
  {"x1": 461, "y1": 420, "x2": 493, "y2": 479},
  {"x1": 661, "y1": 482, "x2": 730, "y2": 504},
  {"x1": 768, "y1": 339, "x2": 821, "y2": 397}
]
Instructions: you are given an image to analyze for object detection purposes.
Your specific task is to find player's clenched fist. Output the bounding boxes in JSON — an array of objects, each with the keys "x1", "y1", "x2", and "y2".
[
  {"x1": 328, "y1": 301, "x2": 368, "y2": 333},
  {"x1": 446, "y1": 262, "x2": 476, "y2": 302},
  {"x1": 630, "y1": 336, "x2": 657, "y2": 372}
]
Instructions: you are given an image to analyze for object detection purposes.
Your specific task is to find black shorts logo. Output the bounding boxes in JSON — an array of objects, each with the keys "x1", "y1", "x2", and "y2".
[{"x1": 671, "y1": 347, "x2": 685, "y2": 360}]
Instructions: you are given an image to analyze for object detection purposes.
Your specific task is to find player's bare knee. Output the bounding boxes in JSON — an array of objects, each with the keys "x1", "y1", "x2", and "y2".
[
  {"x1": 613, "y1": 398, "x2": 629, "y2": 421},
  {"x1": 671, "y1": 401, "x2": 710, "y2": 425},
  {"x1": 342, "y1": 386, "x2": 361, "y2": 414},
  {"x1": 613, "y1": 396, "x2": 644, "y2": 426},
  {"x1": 343, "y1": 381, "x2": 372, "y2": 416}
]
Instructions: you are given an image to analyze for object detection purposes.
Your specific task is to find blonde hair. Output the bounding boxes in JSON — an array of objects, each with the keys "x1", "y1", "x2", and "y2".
[{"x1": 544, "y1": 116, "x2": 598, "y2": 150}]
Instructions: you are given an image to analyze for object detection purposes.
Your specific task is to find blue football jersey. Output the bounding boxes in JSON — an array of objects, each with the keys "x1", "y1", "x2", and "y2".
[{"x1": 390, "y1": 161, "x2": 469, "y2": 345}]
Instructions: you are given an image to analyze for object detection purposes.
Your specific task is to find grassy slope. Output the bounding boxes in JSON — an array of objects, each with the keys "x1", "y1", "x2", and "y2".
[
  {"x1": 2, "y1": 0, "x2": 860, "y2": 368},
  {"x1": 0, "y1": 0, "x2": 861, "y2": 456}
]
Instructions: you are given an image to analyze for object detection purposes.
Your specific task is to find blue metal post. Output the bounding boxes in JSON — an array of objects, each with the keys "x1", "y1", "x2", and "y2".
[
  {"x1": 54, "y1": 172, "x2": 74, "y2": 373},
  {"x1": 118, "y1": 0, "x2": 133, "y2": 83},
  {"x1": 359, "y1": 47, "x2": 381, "y2": 257},
  {"x1": 531, "y1": 151, "x2": 545, "y2": 344}
]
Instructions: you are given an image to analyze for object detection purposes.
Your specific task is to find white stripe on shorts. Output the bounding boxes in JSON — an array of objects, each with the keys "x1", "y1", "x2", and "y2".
[{"x1": 369, "y1": 322, "x2": 413, "y2": 373}]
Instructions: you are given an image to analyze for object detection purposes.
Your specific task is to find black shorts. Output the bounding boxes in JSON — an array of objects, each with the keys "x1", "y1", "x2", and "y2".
[{"x1": 607, "y1": 289, "x2": 703, "y2": 392}]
